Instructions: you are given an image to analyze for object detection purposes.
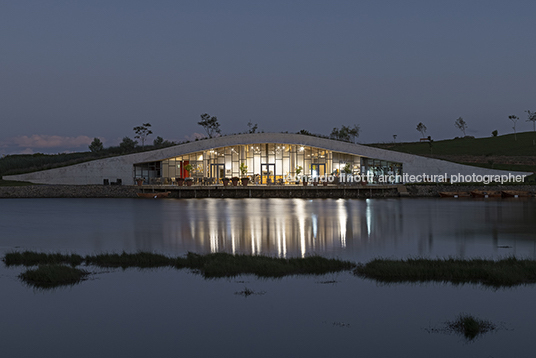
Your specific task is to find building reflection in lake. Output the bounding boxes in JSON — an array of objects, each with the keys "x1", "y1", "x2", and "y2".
[
  {"x1": 153, "y1": 198, "x2": 408, "y2": 258},
  {"x1": 140, "y1": 198, "x2": 536, "y2": 260}
]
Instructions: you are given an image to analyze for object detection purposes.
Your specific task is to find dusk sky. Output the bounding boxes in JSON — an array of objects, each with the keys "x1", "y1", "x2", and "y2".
[{"x1": 1, "y1": 0, "x2": 535, "y2": 154}]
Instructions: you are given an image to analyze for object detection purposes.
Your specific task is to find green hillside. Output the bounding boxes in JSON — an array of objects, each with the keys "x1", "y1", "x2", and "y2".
[
  {"x1": 370, "y1": 132, "x2": 536, "y2": 156},
  {"x1": 370, "y1": 132, "x2": 536, "y2": 181}
]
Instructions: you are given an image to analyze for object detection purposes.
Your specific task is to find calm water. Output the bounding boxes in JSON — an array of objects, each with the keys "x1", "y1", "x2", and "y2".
[{"x1": 1, "y1": 198, "x2": 536, "y2": 357}]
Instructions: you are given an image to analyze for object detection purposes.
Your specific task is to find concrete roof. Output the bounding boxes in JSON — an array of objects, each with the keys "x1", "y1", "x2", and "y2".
[{"x1": 4, "y1": 133, "x2": 531, "y2": 185}]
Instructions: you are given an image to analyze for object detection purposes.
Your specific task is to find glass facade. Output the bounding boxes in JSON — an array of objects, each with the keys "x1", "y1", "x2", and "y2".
[{"x1": 133, "y1": 143, "x2": 402, "y2": 184}]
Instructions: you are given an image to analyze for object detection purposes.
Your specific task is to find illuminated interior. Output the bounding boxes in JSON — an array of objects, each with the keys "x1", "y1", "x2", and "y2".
[{"x1": 133, "y1": 143, "x2": 402, "y2": 184}]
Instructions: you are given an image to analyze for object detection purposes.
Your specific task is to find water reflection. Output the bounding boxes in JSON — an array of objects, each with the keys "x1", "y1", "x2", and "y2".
[
  {"x1": 136, "y1": 198, "x2": 534, "y2": 260},
  {"x1": 148, "y1": 198, "x2": 536, "y2": 260},
  {"x1": 1, "y1": 198, "x2": 535, "y2": 260},
  {"x1": 159, "y1": 199, "x2": 379, "y2": 257},
  {"x1": 3, "y1": 198, "x2": 536, "y2": 358}
]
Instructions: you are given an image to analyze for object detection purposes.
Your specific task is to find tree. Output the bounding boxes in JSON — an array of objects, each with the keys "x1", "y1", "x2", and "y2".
[
  {"x1": 154, "y1": 137, "x2": 175, "y2": 147},
  {"x1": 247, "y1": 121, "x2": 258, "y2": 134},
  {"x1": 119, "y1": 136, "x2": 137, "y2": 152},
  {"x1": 508, "y1": 115, "x2": 519, "y2": 141},
  {"x1": 330, "y1": 125, "x2": 360, "y2": 143},
  {"x1": 88, "y1": 138, "x2": 103, "y2": 153},
  {"x1": 153, "y1": 136, "x2": 164, "y2": 147},
  {"x1": 492, "y1": 130, "x2": 498, "y2": 137},
  {"x1": 198, "y1": 113, "x2": 221, "y2": 138},
  {"x1": 393, "y1": 134, "x2": 397, "y2": 143},
  {"x1": 526, "y1": 110, "x2": 536, "y2": 132},
  {"x1": 454, "y1": 117, "x2": 467, "y2": 137},
  {"x1": 416, "y1": 122, "x2": 427, "y2": 138},
  {"x1": 133, "y1": 123, "x2": 152, "y2": 147}
]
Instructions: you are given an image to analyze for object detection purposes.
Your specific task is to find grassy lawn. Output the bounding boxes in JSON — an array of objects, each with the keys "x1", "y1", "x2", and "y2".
[{"x1": 370, "y1": 132, "x2": 536, "y2": 157}]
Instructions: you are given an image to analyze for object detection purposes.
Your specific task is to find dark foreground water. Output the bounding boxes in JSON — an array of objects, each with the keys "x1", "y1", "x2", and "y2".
[{"x1": 1, "y1": 198, "x2": 536, "y2": 357}]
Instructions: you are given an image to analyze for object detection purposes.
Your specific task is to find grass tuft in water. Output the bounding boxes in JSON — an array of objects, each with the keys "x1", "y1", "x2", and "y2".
[
  {"x1": 4, "y1": 251, "x2": 356, "y2": 279},
  {"x1": 234, "y1": 287, "x2": 265, "y2": 297},
  {"x1": 85, "y1": 252, "x2": 175, "y2": 269},
  {"x1": 19, "y1": 265, "x2": 89, "y2": 288},
  {"x1": 180, "y1": 252, "x2": 356, "y2": 278},
  {"x1": 354, "y1": 257, "x2": 536, "y2": 287},
  {"x1": 3, "y1": 251, "x2": 84, "y2": 267},
  {"x1": 446, "y1": 314, "x2": 496, "y2": 340}
]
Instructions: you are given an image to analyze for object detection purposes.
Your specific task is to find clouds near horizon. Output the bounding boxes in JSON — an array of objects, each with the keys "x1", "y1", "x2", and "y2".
[{"x1": 0, "y1": 135, "x2": 95, "y2": 154}]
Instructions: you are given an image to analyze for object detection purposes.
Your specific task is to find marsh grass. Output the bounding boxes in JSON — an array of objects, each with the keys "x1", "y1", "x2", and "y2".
[
  {"x1": 3, "y1": 251, "x2": 84, "y2": 267},
  {"x1": 179, "y1": 252, "x2": 356, "y2": 278},
  {"x1": 448, "y1": 314, "x2": 496, "y2": 340},
  {"x1": 85, "y1": 252, "x2": 176, "y2": 269},
  {"x1": 234, "y1": 287, "x2": 265, "y2": 297},
  {"x1": 6, "y1": 251, "x2": 356, "y2": 287},
  {"x1": 426, "y1": 313, "x2": 498, "y2": 341},
  {"x1": 10, "y1": 252, "x2": 536, "y2": 288},
  {"x1": 19, "y1": 265, "x2": 89, "y2": 288},
  {"x1": 354, "y1": 257, "x2": 536, "y2": 287}
]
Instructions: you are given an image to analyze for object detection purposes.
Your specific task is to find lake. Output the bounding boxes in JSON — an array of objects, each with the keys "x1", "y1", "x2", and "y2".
[{"x1": 1, "y1": 198, "x2": 536, "y2": 357}]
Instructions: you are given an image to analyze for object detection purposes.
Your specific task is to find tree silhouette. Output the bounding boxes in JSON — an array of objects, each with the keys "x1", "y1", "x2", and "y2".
[
  {"x1": 416, "y1": 122, "x2": 427, "y2": 138},
  {"x1": 526, "y1": 110, "x2": 536, "y2": 132},
  {"x1": 198, "y1": 113, "x2": 221, "y2": 138},
  {"x1": 247, "y1": 121, "x2": 258, "y2": 134},
  {"x1": 508, "y1": 115, "x2": 519, "y2": 141},
  {"x1": 454, "y1": 117, "x2": 467, "y2": 136},
  {"x1": 119, "y1": 137, "x2": 137, "y2": 152},
  {"x1": 153, "y1": 136, "x2": 164, "y2": 147},
  {"x1": 330, "y1": 125, "x2": 360, "y2": 143},
  {"x1": 88, "y1": 138, "x2": 103, "y2": 153},
  {"x1": 133, "y1": 123, "x2": 152, "y2": 147}
]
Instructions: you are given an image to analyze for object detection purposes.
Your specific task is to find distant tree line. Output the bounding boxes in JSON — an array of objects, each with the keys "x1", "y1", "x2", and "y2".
[
  {"x1": 0, "y1": 123, "x2": 179, "y2": 177},
  {"x1": 88, "y1": 122, "x2": 176, "y2": 155},
  {"x1": 414, "y1": 109, "x2": 536, "y2": 143}
]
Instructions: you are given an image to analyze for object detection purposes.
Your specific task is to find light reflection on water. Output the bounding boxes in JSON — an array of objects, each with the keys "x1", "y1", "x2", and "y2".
[
  {"x1": 158, "y1": 198, "x2": 401, "y2": 259},
  {"x1": 0, "y1": 197, "x2": 535, "y2": 260},
  {"x1": 156, "y1": 197, "x2": 536, "y2": 260},
  {"x1": 2, "y1": 198, "x2": 536, "y2": 357}
]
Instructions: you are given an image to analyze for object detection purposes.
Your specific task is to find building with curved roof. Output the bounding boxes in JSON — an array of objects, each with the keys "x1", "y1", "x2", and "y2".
[{"x1": 4, "y1": 133, "x2": 529, "y2": 185}]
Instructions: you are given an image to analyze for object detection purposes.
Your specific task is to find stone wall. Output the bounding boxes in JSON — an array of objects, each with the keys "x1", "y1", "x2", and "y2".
[
  {"x1": 0, "y1": 185, "x2": 139, "y2": 198},
  {"x1": 406, "y1": 184, "x2": 536, "y2": 197},
  {"x1": 0, "y1": 184, "x2": 534, "y2": 199}
]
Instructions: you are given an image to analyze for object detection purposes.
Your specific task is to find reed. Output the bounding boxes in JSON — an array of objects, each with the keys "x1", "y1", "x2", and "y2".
[
  {"x1": 180, "y1": 252, "x2": 356, "y2": 278},
  {"x1": 19, "y1": 265, "x2": 89, "y2": 288},
  {"x1": 85, "y1": 252, "x2": 175, "y2": 268},
  {"x1": 3, "y1": 251, "x2": 84, "y2": 267},
  {"x1": 354, "y1": 257, "x2": 536, "y2": 287},
  {"x1": 5, "y1": 251, "x2": 356, "y2": 281},
  {"x1": 446, "y1": 314, "x2": 496, "y2": 340}
]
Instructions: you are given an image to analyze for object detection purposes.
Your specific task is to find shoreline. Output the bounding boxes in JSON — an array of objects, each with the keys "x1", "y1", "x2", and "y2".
[{"x1": 0, "y1": 184, "x2": 535, "y2": 199}]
